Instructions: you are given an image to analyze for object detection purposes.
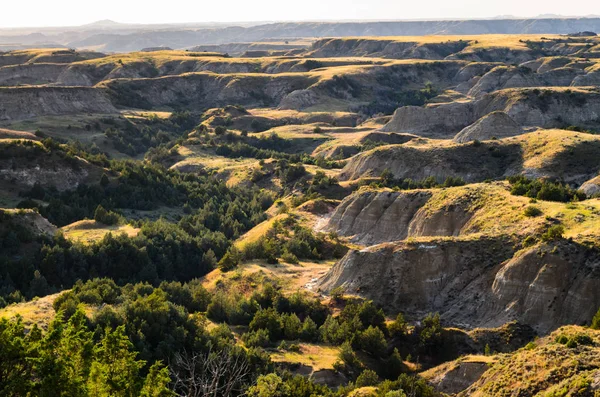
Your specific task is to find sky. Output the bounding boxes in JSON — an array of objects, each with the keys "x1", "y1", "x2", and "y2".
[{"x1": 1, "y1": 0, "x2": 600, "y2": 28}]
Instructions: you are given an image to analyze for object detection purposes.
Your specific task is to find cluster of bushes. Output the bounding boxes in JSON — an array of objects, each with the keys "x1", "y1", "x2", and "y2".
[
  {"x1": 3, "y1": 158, "x2": 275, "y2": 303},
  {"x1": 207, "y1": 283, "x2": 327, "y2": 326},
  {"x1": 508, "y1": 175, "x2": 586, "y2": 202},
  {"x1": 1, "y1": 278, "x2": 273, "y2": 396},
  {"x1": 555, "y1": 333, "x2": 594, "y2": 349},
  {"x1": 238, "y1": 215, "x2": 347, "y2": 266},
  {"x1": 249, "y1": 371, "x2": 436, "y2": 397},
  {"x1": 358, "y1": 83, "x2": 438, "y2": 116},
  {"x1": 375, "y1": 170, "x2": 466, "y2": 190},
  {"x1": 101, "y1": 112, "x2": 197, "y2": 156},
  {"x1": 1, "y1": 273, "x2": 451, "y2": 397},
  {"x1": 21, "y1": 159, "x2": 272, "y2": 229}
]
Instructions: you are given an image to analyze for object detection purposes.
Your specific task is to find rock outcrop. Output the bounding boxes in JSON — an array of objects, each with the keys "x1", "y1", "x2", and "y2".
[
  {"x1": 467, "y1": 65, "x2": 583, "y2": 97},
  {"x1": 324, "y1": 190, "x2": 434, "y2": 245},
  {"x1": 318, "y1": 238, "x2": 600, "y2": 333},
  {"x1": 453, "y1": 111, "x2": 523, "y2": 143},
  {"x1": 423, "y1": 359, "x2": 492, "y2": 395},
  {"x1": 340, "y1": 129, "x2": 600, "y2": 184},
  {"x1": 382, "y1": 87, "x2": 600, "y2": 136},
  {"x1": 0, "y1": 208, "x2": 57, "y2": 237},
  {"x1": 0, "y1": 140, "x2": 102, "y2": 191},
  {"x1": 581, "y1": 175, "x2": 600, "y2": 197},
  {"x1": 0, "y1": 87, "x2": 117, "y2": 120},
  {"x1": 338, "y1": 140, "x2": 521, "y2": 182}
]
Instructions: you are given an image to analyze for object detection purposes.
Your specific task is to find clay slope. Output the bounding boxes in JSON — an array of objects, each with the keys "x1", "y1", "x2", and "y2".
[
  {"x1": 0, "y1": 86, "x2": 117, "y2": 121},
  {"x1": 0, "y1": 63, "x2": 68, "y2": 86},
  {"x1": 324, "y1": 184, "x2": 529, "y2": 245},
  {"x1": 0, "y1": 208, "x2": 56, "y2": 237},
  {"x1": 453, "y1": 111, "x2": 522, "y2": 143},
  {"x1": 340, "y1": 129, "x2": 600, "y2": 184},
  {"x1": 100, "y1": 60, "x2": 467, "y2": 111},
  {"x1": 382, "y1": 87, "x2": 600, "y2": 136},
  {"x1": 581, "y1": 175, "x2": 600, "y2": 197},
  {"x1": 318, "y1": 238, "x2": 600, "y2": 333},
  {"x1": 0, "y1": 140, "x2": 103, "y2": 192},
  {"x1": 466, "y1": 65, "x2": 583, "y2": 97}
]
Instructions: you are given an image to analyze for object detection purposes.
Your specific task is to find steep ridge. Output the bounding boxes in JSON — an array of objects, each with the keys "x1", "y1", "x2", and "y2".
[
  {"x1": 319, "y1": 180, "x2": 600, "y2": 332},
  {"x1": 0, "y1": 140, "x2": 103, "y2": 192},
  {"x1": 0, "y1": 63, "x2": 69, "y2": 86},
  {"x1": 382, "y1": 87, "x2": 600, "y2": 136},
  {"x1": 100, "y1": 72, "x2": 316, "y2": 110},
  {"x1": 0, "y1": 86, "x2": 117, "y2": 120},
  {"x1": 99, "y1": 60, "x2": 468, "y2": 111},
  {"x1": 339, "y1": 129, "x2": 600, "y2": 184},
  {"x1": 467, "y1": 65, "x2": 583, "y2": 97},
  {"x1": 453, "y1": 111, "x2": 523, "y2": 143},
  {"x1": 308, "y1": 35, "x2": 600, "y2": 62},
  {"x1": 0, "y1": 48, "x2": 104, "y2": 67},
  {"x1": 318, "y1": 238, "x2": 600, "y2": 332},
  {"x1": 323, "y1": 183, "x2": 599, "y2": 246},
  {"x1": 56, "y1": 20, "x2": 600, "y2": 52}
]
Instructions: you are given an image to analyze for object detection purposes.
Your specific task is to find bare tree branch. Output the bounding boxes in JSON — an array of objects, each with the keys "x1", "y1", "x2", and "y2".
[{"x1": 170, "y1": 348, "x2": 251, "y2": 397}]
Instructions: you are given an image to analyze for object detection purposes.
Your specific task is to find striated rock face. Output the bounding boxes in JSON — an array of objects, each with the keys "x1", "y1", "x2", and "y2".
[
  {"x1": 101, "y1": 72, "x2": 316, "y2": 110},
  {"x1": 490, "y1": 243, "x2": 600, "y2": 332},
  {"x1": 467, "y1": 65, "x2": 583, "y2": 97},
  {"x1": 0, "y1": 141, "x2": 102, "y2": 191},
  {"x1": 318, "y1": 239, "x2": 600, "y2": 333},
  {"x1": 323, "y1": 189, "x2": 488, "y2": 245},
  {"x1": 0, "y1": 64, "x2": 68, "y2": 86},
  {"x1": 0, "y1": 87, "x2": 117, "y2": 120},
  {"x1": 383, "y1": 87, "x2": 600, "y2": 136},
  {"x1": 426, "y1": 361, "x2": 490, "y2": 395},
  {"x1": 453, "y1": 111, "x2": 523, "y2": 143},
  {"x1": 381, "y1": 101, "x2": 475, "y2": 136},
  {"x1": 324, "y1": 190, "x2": 433, "y2": 245},
  {"x1": 318, "y1": 237, "x2": 514, "y2": 326}
]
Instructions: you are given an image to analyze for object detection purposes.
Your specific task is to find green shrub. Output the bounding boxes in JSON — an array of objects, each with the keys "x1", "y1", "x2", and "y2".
[
  {"x1": 93, "y1": 205, "x2": 120, "y2": 225},
  {"x1": 358, "y1": 326, "x2": 387, "y2": 357},
  {"x1": 250, "y1": 308, "x2": 283, "y2": 340},
  {"x1": 522, "y1": 236, "x2": 537, "y2": 248},
  {"x1": 389, "y1": 313, "x2": 408, "y2": 338},
  {"x1": 508, "y1": 176, "x2": 586, "y2": 202},
  {"x1": 355, "y1": 369, "x2": 379, "y2": 387},
  {"x1": 541, "y1": 225, "x2": 565, "y2": 242},
  {"x1": 523, "y1": 206, "x2": 543, "y2": 217},
  {"x1": 242, "y1": 329, "x2": 271, "y2": 348},
  {"x1": 300, "y1": 317, "x2": 319, "y2": 342}
]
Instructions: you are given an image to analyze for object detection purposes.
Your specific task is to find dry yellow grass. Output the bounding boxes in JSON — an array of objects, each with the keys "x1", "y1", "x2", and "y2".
[
  {"x1": 201, "y1": 260, "x2": 334, "y2": 295},
  {"x1": 0, "y1": 292, "x2": 63, "y2": 329},
  {"x1": 270, "y1": 343, "x2": 340, "y2": 371},
  {"x1": 61, "y1": 220, "x2": 139, "y2": 244},
  {"x1": 325, "y1": 34, "x2": 566, "y2": 50},
  {"x1": 465, "y1": 326, "x2": 600, "y2": 397}
]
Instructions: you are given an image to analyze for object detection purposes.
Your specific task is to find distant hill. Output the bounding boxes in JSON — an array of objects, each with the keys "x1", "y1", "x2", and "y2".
[{"x1": 2, "y1": 18, "x2": 600, "y2": 52}]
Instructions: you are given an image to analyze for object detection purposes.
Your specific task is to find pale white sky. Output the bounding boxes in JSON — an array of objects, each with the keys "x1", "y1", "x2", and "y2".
[{"x1": 1, "y1": 0, "x2": 600, "y2": 28}]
